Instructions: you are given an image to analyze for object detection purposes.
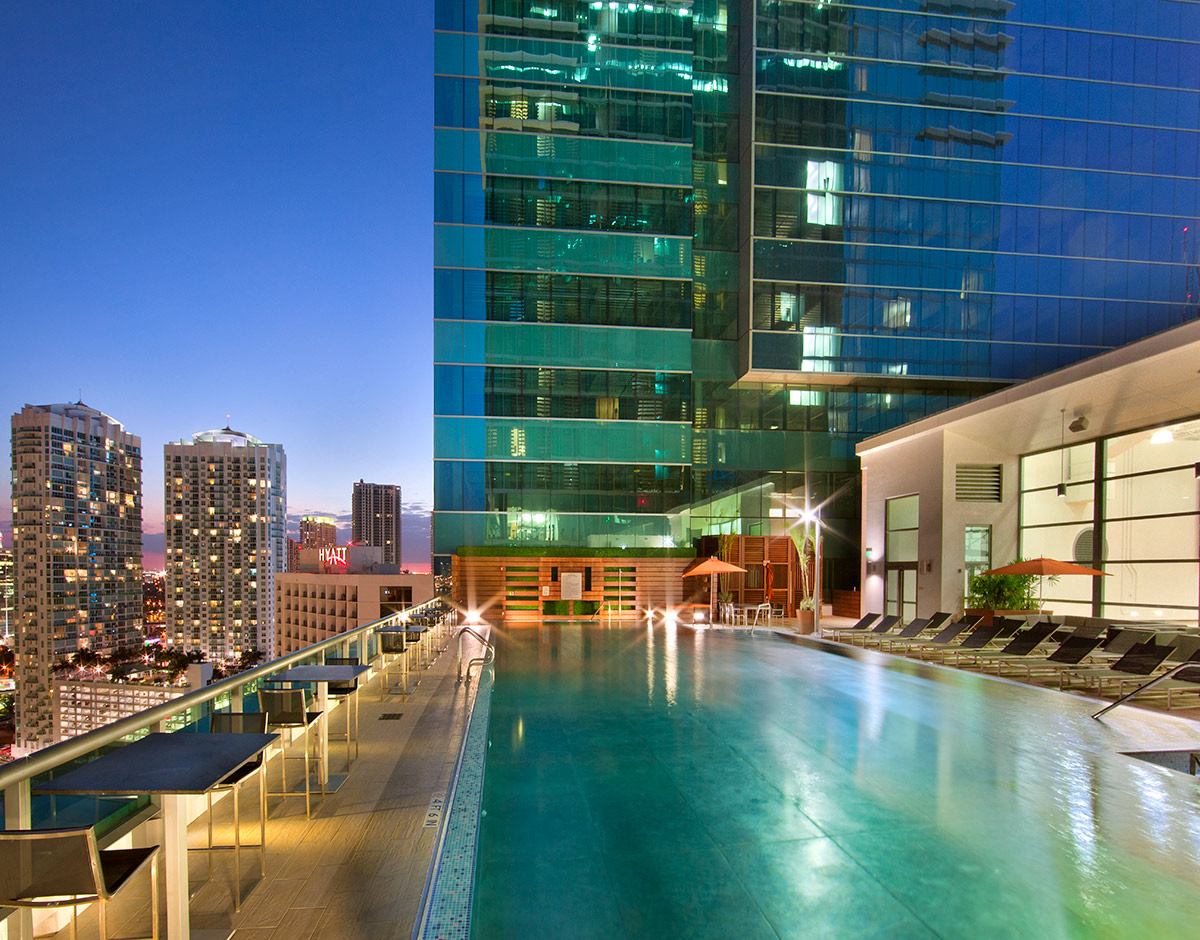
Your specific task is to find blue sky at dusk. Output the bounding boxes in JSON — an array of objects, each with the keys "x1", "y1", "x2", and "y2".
[{"x1": 1, "y1": 3, "x2": 434, "y2": 569}]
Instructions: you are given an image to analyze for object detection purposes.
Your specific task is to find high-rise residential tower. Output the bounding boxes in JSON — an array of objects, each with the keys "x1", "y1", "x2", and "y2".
[
  {"x1": 352, "y1": 480, "x2": 402, "y2": 566},
  {"x1": 299, "y1": 515, "x2": 338, "y2": 550},
  {"x1": 10, "y1": 402, "x2": 143, "y2": 752},
  {"x1": 0, "y1": 534, "x2": 14, "y2": 641},
  {"x1": 433, "y1": 1, "x2": 1200, "y2": 590},
  {"x1": 164, "y1": 427, "x2": 286, "y2": 661}
]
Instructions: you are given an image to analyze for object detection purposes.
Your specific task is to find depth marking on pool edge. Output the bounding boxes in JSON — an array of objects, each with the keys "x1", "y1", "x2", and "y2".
[{"x1": 425, "y1": 791, "x2": 447, "y2": 828}]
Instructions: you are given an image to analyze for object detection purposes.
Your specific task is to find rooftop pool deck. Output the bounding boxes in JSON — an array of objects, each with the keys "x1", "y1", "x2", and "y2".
[
  {"x1": 470, "y1": 622, "x2": 1200, "y2": 940},
  {"x1": 43, "y1": 621, "x2": 1200, "y2": 940}
]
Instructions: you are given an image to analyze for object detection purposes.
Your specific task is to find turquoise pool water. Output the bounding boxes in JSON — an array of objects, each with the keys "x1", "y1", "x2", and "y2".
[{"x1": 471, "y1": 623, "x2": 1200, "y2": 939}]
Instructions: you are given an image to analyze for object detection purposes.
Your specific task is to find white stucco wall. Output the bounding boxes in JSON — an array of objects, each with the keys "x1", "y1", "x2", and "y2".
[{"x1": 861, "y1": 428, "x2": 1021, "y2": 618}]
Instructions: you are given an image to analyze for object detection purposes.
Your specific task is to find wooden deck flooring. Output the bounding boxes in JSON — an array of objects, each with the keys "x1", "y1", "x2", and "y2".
[{"x1": 55, "y1": 637, "x2": 472, "y2": 940}]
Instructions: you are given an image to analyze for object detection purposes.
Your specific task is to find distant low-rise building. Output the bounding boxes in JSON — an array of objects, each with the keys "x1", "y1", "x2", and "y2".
[{"x1": 276, "y1": 545, "x2": 433, "y2": 654}]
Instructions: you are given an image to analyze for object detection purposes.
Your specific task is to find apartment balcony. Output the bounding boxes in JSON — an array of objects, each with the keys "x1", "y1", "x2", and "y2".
[{"x1": 0, "y1": 599, "x2": 485, "y2": 940}]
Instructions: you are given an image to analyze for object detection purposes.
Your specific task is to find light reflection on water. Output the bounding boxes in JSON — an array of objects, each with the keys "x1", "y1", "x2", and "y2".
[{"x1": 473, "y1": 623, "x2": 1200, "y2": 940}]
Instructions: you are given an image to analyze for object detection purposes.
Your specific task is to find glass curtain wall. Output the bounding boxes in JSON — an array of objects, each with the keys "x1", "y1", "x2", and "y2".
[
  {"x1": 434, "y1": 1, "x2": 1200, "y2": 576},
  {"x1": 1020, "y1": 417, "x2": 1200, "y2": 625}
]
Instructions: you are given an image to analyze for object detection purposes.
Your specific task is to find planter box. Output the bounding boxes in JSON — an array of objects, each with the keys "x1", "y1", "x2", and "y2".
[{"x1": 965, "y1": 608, "x2": 1045, "y2": 627}]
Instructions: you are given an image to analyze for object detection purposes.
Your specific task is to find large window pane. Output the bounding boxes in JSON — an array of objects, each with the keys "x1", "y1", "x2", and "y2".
[
  {"x1": 1021, "y1": 443, "x2": 1095, "y2": 491},
  {"x1": 1102, "y1": 562, "x2": 1200, "y2": 617},
  {"x1": 1105, "y1": 516, "x2": 1199, "y2": 562},
  {"x1": 886, "y1": 494, "x2": 918, "y2": 531},
  {"x1": 1105, "y1": 466, "x2": 1200, "y2": 518},
  {"x1": 1021, "y1": 522, "x2": 1093, "y2": 564},
  {"x1": 1105, "y1": 417, "x2": 1200, "y2": 476},
  {"x1": 1021, "y1": 487, "x2": 1094, "y2": 528}
]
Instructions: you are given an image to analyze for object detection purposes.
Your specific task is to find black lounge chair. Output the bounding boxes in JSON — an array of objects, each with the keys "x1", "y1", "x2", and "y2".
[
  {"x1": 996, "y1": 633, "x2": 1106, "y2": 681},
  {"x1": 846, "y1": 614, "x2": 904, "y2": 646},
  {"x1": 877, "y1": 612, "x2": 953, "y2": 652},
  {"x1": 936, "y1": 623, "x2": 1007, "y2": 665},
  {"x1": 1059, "y1": 641, "x2": 1174, "y2": 695},
  {"x1": 886, "y1": 619, "x2": 975, "y2": 658},
  {"x1": 862, "y1": 616, "x2": 929, "y2": 649},
  {"x1": 838, "y1": 614, "x2": 899, "y2": 645},
  {"x1": 823, "y1": 612, "x2": 880, "y2": 639},
  {"x1": 951, "y1": 621, "x2": 1059, "y2": 670}
]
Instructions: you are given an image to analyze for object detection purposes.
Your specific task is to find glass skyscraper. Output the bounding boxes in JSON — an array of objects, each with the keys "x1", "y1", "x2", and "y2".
[{"x1": 433, "y1": 0, "x2": 1200, "y2": 577}]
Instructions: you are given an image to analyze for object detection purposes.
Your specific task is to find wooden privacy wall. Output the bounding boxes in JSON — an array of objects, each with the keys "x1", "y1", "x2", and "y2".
[
  {"x1": 452, "y1": 553, "x2": 702, "y2": 624},
  {"x1": 719, "y1": 535, "x2": 811, "y2": 617}
]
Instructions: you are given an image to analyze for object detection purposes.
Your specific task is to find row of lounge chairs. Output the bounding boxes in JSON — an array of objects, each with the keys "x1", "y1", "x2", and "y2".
[{"x1": 824, "y1": 613, "x2": 1200, "y2": 708}]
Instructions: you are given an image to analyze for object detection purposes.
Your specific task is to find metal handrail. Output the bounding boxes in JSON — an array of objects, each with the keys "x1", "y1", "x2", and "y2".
[
  {"x1": 1091, "y1": 662, "x2": 1200, "y2": 719},
  {"x1": 0, "y1": 596, "x2": 453, "y2": 799},
  {"x1": 456, "y1": 627, "x2": 494, "y2": 684}
]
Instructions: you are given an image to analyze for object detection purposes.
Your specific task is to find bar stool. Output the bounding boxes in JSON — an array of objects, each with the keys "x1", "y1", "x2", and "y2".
[
  {"x1": 204, "y1": 710, "x2": 269, "y2": 911},
  {"x1": 323, "y1": 656, "x2": 362, "y2": 767},
  {"x1": 259, "y1": 688, "x2": 324, "y2": 817},
  {"x1": 0, "y1": 827, "x2": 160, "y2": 940}
]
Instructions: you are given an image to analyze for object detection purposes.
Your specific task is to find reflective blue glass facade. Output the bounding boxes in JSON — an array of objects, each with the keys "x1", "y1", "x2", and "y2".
[{"x1": 434, "y1": 0, "x2": 1200, "y2": 574}]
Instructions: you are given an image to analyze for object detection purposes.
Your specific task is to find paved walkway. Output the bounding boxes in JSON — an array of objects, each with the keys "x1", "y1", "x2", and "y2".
[{"x1": 57, "y1": 635, "x2": 477, "y2": 940}]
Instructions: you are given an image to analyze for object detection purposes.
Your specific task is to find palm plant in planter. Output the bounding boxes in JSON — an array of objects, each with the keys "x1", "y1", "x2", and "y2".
[
  {"x1": 789, "y1": 524, "x2": 817, "y2": 633},
  {"x1": 965, "y1": 562, "x2": 1051, "y2": 624}
]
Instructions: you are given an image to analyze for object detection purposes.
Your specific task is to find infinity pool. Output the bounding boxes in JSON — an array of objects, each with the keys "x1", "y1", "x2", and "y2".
[{"x1": 470, "y1": 623, "x2": 1200, "y2": 939}]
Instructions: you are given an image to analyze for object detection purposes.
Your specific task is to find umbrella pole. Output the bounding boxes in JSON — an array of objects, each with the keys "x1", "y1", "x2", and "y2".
[{"x1": 711, "y1": 573, "x2": 717, "y2": 623}]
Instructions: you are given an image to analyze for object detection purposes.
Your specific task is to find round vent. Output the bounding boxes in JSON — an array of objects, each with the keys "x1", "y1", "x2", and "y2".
[{"x1": 1073, "y1": 529, "x2": 1106, "y2": 566}]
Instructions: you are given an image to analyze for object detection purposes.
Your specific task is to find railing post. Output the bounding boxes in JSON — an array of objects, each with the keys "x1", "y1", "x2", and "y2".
[
  {"x1": 4, "y1": 778, "x2": 34, "y2": 940},
  {"x1": 231, "y1": 684, "x2": 244, "y2": 712}
]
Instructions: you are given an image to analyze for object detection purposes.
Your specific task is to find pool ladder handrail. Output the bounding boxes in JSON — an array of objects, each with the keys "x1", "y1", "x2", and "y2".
[
  {"x1": 457, "y1": 627, "x2": 495, "y2": 684},
  {"x1": 1091, "y1": 662, "x2": 1200, "y2": 719}
]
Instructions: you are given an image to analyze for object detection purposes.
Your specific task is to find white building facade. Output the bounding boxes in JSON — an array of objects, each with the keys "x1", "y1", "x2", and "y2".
[
  {"x1": 164, "y1": 427, "x2": 286, "y2": 661},
  {"x1": 11, "y1": 402, "x2": 144, "y2": 752},
  {"x1": 858, "y1": 321, "x2": 1200, "y2": 627}
]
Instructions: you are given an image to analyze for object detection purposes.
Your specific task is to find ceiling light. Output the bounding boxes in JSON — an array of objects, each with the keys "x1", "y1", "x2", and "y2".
[{"x1": 1150, "y1": 428, "x2": 1174, "y2": 444}]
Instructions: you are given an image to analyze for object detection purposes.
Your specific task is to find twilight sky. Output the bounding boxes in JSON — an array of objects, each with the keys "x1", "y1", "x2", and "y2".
[{"x1": 0, "y1": 3, "x2": 434, "y2": 569}]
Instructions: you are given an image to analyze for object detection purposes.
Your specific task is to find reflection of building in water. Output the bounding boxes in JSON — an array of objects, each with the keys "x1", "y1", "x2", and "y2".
[{"x1": 434, "y1": 1, "x2": 1200, "y2": 618}]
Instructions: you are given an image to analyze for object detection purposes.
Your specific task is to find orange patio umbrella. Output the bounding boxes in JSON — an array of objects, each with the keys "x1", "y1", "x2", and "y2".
[
  {"x1": 981, "y1": 557, "x2": 1109, "y2": 606},
  {"x1": 981, "y1": 558, "x2": 1109, "y2": 577},
  {"x1": 683, "y1": 557, "x2": 747, "y2": 623}
]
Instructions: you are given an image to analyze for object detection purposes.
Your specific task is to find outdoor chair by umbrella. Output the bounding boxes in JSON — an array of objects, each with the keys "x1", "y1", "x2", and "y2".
[{"x1": 683, "y1": 556, "x2": 746, "y2": 623}]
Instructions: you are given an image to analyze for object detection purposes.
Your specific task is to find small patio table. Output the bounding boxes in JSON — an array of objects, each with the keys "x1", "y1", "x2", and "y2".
[
  {"x1": 273, "y1": 664, "x2": 369, "y2": 790},
  {"x1": 35, "y1": 731, "x2": 278, "y2": 940}
]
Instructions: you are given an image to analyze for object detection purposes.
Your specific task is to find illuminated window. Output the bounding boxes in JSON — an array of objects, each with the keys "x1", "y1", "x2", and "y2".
[
  {"x1": 806, "y1": 161, "x2": 842, "y2": 225},
  {"x1": 885, "y1": 299, "x2": 912, "y2": 328}
]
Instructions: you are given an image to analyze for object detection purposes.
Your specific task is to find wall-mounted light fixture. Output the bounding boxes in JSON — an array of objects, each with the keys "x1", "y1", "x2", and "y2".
[
  {"x1": 865, "y1": 546, "x2": 878, "y2": 562},
  {"x1": 1057, "y1": 409, "x2": 1067, "y2": 498},
  {"x1": 1068, "y1": 416, "x2": 1088, "y2": 433}
]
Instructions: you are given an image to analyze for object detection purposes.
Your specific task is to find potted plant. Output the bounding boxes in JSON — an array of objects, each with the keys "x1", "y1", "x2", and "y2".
[
  {"x1": 790, "y1": 524, "x2": 817, "y2": 634},
  {"x1": 964, "y1": 564, "x2": 1048, "y2": 625}
]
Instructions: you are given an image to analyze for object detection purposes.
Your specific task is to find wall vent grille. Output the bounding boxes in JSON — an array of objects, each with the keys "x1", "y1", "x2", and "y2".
[{"x1": 956, "y1": 464, "x2": 1002, "y2": 501}]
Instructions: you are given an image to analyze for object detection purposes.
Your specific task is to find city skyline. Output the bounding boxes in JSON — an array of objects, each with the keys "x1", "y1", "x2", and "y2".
[{"x1": 0, "y1": 4, "x2": 435, "y2": 570}]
